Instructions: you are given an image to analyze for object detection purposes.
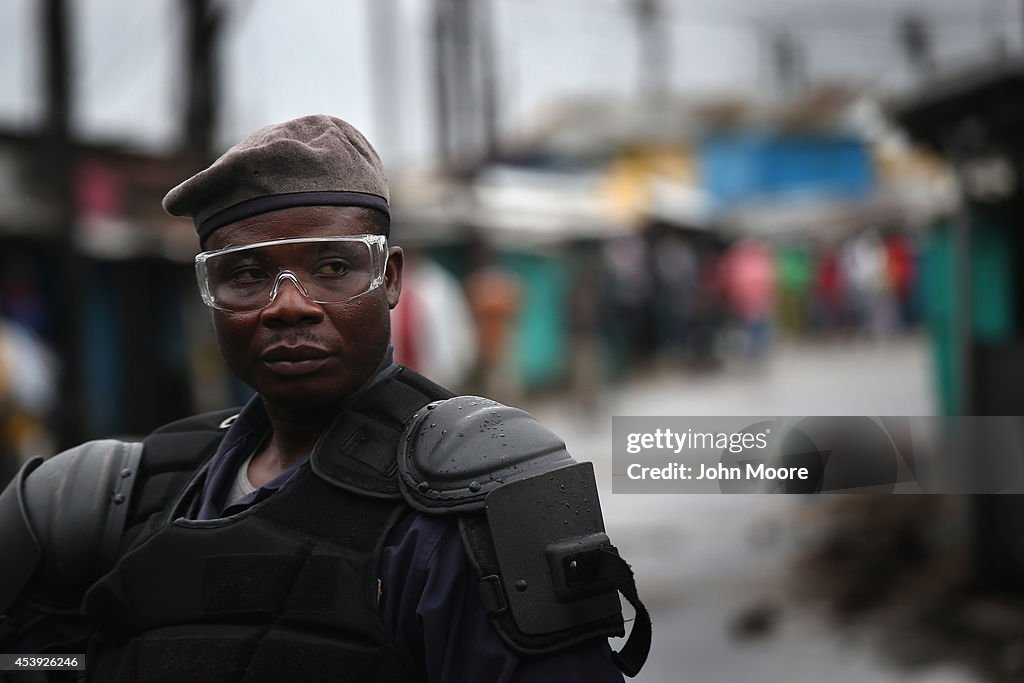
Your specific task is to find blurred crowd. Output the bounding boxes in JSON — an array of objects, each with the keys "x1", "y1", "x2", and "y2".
[
  {"x1": 389, "y1": 224, "x2": 924, "y2": 404},
  {"x1": 595, "y1": 226, "x2": 921, "y2": 377}
]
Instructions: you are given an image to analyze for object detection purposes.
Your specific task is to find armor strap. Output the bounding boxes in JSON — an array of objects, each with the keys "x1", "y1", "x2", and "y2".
[
  {"x1": 596, "y1": 548, "x2": 652, "y2": 678},
  {"x1": 311, "y1": 367, "x2": 453, "y2": 497},
  {"x1": 122, "y1": 410, "x2": 240, "y2": 547},
  {"x1": 465, "y1": 518, "x2": 650, "y2": 676}
]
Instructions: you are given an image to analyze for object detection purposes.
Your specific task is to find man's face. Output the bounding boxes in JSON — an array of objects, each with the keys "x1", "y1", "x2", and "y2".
[{"x1": 203, "y1": 205, "x2": 403, "y2": 412}]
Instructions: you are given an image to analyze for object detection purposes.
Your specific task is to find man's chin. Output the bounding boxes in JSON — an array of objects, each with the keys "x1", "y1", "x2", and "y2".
[{"x1": 253, "y1": 373, "x2": 369, "y2": 415}]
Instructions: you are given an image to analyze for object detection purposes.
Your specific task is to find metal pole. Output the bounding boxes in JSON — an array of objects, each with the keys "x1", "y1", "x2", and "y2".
[
  {"x1": 43, "y1": 0, "x2": 84, "y2": 448},
  {"x1": 184, "y1": 0, "x2": 222, "y2": 161},
  {"x1": 633, "y1": 0, "x2": 670, "y2": 96},
  {"x1": 451, "y1": 0, "x2": 474, "y2": 164},
  {"x1": 432, "y1": 0, "x2": 452, "y2": 169},
  {"x1": 477, "y1": 0, "x2": 499, "y2": 159},
  {"x1": 945, "y1": 127, "x2": 974, "y2": 415},
  {"x1": 368, "y1": 0, "x2": 401, "y2": 163}
]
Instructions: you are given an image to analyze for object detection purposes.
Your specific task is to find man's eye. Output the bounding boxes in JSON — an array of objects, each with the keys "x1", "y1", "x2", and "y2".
[
  {"x1": 232, "y1": 266, "x2": 269, "y2": 283},
  {"x1": 315, "y1": 260, "x2": 351, "y2": 277}
]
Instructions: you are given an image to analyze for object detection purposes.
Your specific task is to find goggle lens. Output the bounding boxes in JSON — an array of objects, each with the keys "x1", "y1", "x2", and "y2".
[{"x1": 196, "y1": 236, "x2": 386, "y2": 311}]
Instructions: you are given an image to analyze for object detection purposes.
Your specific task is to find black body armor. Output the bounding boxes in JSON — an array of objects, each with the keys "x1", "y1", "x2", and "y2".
[
  {"x1": 0, "y1": 368, "x2": 650, "y2": 680},
  {"x1": 82, "y1": 368, "x2": 450, "y2": 683}
]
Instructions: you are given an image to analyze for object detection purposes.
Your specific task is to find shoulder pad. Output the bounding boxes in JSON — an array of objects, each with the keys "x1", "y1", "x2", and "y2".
[
  {"x1": 19, "y1": 440, "x2": 142, "y2": 597},
  {"x1": 398, "y1": 396, "x2": 652, "y2": 676},
  {"x1": 0, "y1": 456, "x2": 44, "y2": 613},
  {"x1": 397, "y1": 396, "x2": 575, "y2": 513}
]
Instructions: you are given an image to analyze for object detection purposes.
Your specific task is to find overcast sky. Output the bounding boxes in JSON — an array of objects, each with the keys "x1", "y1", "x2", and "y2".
[{"x1": 0, "y1": 0, "x2": 1019, "y2": 167}]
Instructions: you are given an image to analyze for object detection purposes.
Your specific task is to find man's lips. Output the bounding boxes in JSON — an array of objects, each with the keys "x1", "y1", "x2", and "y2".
[
  {"x1": 259, "y1": 345, "x2": 333, "y2": 375},
  {"x1": 261, "y1": 344, "x2": 331, "y2": 362}
]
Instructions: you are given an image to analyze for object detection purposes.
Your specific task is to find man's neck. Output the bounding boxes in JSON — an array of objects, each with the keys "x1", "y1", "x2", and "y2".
[
  {"x1": 246, "y1": 354, "x2": 395, "y2": 487},
  {"x1": 249, "y1": 401, "x2": 336, "y2": 487}
]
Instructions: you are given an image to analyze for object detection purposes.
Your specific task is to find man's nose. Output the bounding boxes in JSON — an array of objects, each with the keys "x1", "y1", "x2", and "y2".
[{"x1": 260, "y1": 271, "x2": 324, "y2": 324}]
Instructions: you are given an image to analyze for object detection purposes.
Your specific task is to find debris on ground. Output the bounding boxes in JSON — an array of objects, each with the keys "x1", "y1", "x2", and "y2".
[{"x1": 787, "y1": 496, "x2": 1024, "y2": 681}]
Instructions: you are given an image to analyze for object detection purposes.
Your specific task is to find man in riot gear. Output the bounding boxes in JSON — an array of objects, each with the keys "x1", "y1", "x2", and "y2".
[{"x1": 0, "y1": 115, "x2": 649, "y2": 681}]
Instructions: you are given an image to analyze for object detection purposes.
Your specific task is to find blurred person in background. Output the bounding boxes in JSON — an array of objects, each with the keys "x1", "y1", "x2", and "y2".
[
  {"x1": 0, "y1": 315, "x2": 57, "y2": 490},
  {"x1": 652, "y1": 231, "x2": 699, "y2": 368},
  {"x1": 720, "y1": 238, "x2": 777, "y2": 361},
  {"x1": 390, "y1": 248, "x2": 476, "y2": 392},
  {"x1": 883, "y1": 230, "x2": 919, "y2": 331},
  {"x1": 840, "y1": 229, "x2": 897, "y2": 338},
  {"x1": 0, "y1": 257, "x2": 50, "y2": 340},
  {"x1": 464, "y1": 243, "x2": 524, "y2": 404},
  {"x1": 776, "y1": 241, "x2": 813, "y2": 337},
  {"x1": 566, "y1": 239, "x2": 606, "y2": 413},
  {"x1": 688, "y1": 248, "x2": 727, "y2": 369},
  {"x1": 0, "y1": 115, "x2": 649, "y2": 681},
  {"x1": 599, "y1": 233, "x2": 653, "y2": 379},
  {"x1": 810, "y1": 241, "x2": 845, "y2": 337}
]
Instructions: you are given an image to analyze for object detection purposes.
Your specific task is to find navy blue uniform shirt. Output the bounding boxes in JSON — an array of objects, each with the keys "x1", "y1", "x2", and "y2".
[{"x1": 194, "y1": 363, "x2": 625, "y2": 682}]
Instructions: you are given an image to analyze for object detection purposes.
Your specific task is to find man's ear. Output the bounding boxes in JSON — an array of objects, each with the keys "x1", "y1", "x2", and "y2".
[{"x1": 384, "y1": 246, "x2": 404, "y2": 309}]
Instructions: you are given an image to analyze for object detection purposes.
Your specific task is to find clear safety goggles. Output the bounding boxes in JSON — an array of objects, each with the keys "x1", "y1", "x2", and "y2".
[{"x1": 195, "y1": 235, "x2": 388, "y2": 312}]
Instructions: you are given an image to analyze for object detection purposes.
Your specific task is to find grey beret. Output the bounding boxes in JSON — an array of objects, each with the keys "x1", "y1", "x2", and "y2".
[{"x1": 163, "y1": 114, "x2": 389, "y2": 242}]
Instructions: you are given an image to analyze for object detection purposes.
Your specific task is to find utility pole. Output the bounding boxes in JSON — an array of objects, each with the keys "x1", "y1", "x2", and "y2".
[
  {"x1": 432, "y1": 0, "x2": 500, "y2": 169},
  {"x1": 432, "y1": 0, "x2": 453, "y2": 169},
  {"x1": 450, "y1": 0, "x2": 473, "y2": 162},
  {"x1": 369, "y1": 0, "x2": 401, "y2": 163},
  {"x1": 477, "y1": 0, "x2": 499, "y2": 160},
  {"x1": 42, "y1": 0, "x2": 84, "y2": 447},
  {"x1": 771, "y1": 30, "x2": 804, "y2": 93},
  {"x1": 632, "y1": 0, "x2": 670, "y2": 96},
  {"x1": 184, "y1": 0, "x2": 223, "y2": 161},
  {"x1": 898, "y1": 14, "x2": 934, "y2": 78}
]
